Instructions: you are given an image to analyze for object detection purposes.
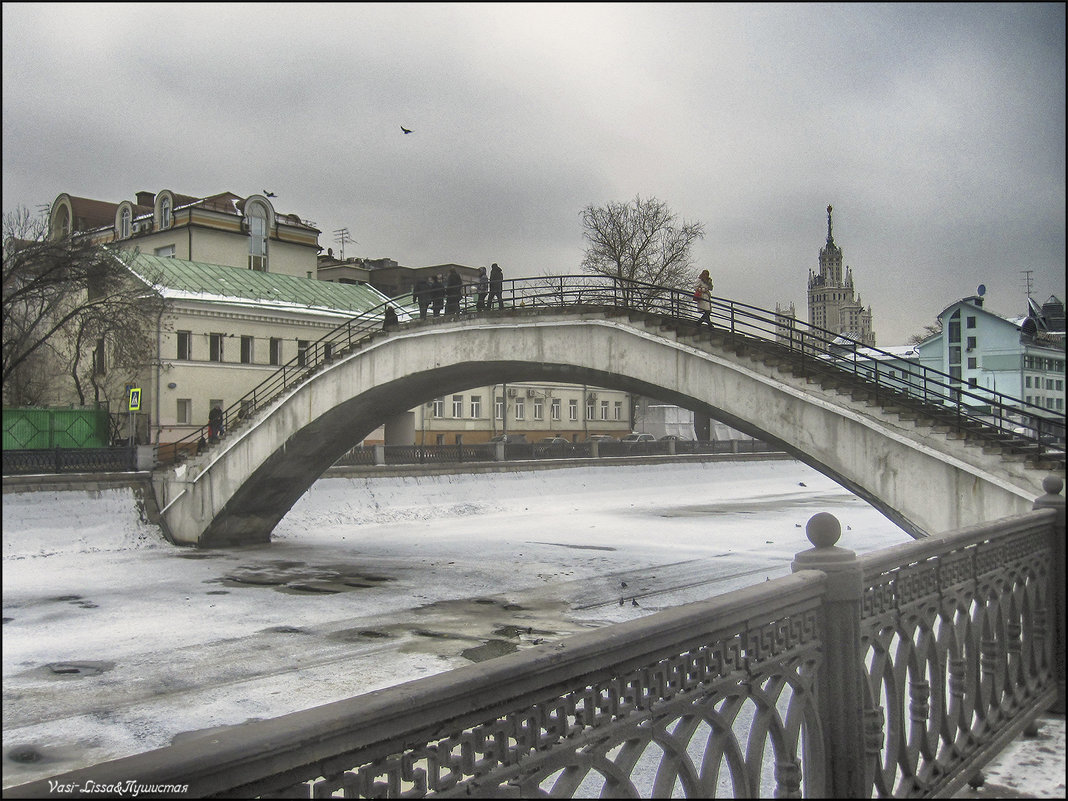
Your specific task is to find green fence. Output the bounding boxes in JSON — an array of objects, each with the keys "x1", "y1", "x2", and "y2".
[{"x1": 2, "y1": 407, "x2": 110, "y2": 450}]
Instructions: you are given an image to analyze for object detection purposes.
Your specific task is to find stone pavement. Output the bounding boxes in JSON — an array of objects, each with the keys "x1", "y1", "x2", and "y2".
[{"x1": 952, "y1": 714, "x2": 1066, "y2": 799}]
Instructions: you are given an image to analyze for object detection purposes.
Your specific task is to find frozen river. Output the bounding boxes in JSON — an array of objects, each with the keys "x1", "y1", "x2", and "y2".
[{"x1": 2, "y1": 458, "x2": 913, "y2": 788}]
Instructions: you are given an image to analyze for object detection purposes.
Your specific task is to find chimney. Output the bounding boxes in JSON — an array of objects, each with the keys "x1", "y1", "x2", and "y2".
[{"x1": 136, "y1": 191, "x2": 155, "y2": 207}]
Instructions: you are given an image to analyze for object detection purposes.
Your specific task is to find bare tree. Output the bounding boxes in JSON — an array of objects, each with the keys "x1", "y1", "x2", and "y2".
[
  {"x1": 3, "y1": 206, "x2": 165, "y2": 409},
  {"x1": 907, "y1": 322, "x2": 943, "y2": 346},
  {"x1": 580, "y1": 195, "x2": 705, "y2": 307}
]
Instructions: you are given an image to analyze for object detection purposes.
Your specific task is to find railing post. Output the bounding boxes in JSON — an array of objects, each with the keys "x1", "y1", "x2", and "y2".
[
  {"x1": 590, "y1": 440, "x2": 599, "y2": 459},
  {"x1": 495, "y1": 442, "x2": 505, "y2": 462},
  {"x1": 792, "y1": 512, "x2": 868, "y2": 798},
  {"x1": 1034, "y1": 475, "x2": 1066, "y2": 713},
  {"x1": 373, "y1": 444, "x2": 385, "y2": 466}
]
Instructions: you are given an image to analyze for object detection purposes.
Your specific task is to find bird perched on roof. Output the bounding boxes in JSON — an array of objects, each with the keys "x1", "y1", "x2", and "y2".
[
  {"x1": 400, "y1": 126, "x2": 413, "y2": 134},
  {"x1": 631, "y1": 598, "x2": 640, "y2": 607},
  {"x1": 620, "y1": 581, "x2": 627, "y2": 589},
  {"x1": 263, "y1": 190, "x2": 276, "y2": 197}
]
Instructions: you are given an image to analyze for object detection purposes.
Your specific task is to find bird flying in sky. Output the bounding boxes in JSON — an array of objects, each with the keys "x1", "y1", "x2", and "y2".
[{"x1": 400, "y1": 126, "x2": 412, "y2": 134}]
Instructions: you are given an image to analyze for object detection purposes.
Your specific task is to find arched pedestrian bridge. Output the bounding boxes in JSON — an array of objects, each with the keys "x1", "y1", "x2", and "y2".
[{"x1": 153, "y1": 276, "x2": 1064, "y2": 547}]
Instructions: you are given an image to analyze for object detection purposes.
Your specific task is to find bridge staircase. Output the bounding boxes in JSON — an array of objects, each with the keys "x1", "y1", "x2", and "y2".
[{"x1": 615, "y1": 308, "x2": 1065, "y2": 478}]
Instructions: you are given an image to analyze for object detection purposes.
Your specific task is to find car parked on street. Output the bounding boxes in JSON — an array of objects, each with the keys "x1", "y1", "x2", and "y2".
[
  {"x1": 488, "y1": 433, "x2": 527, "y2": 444},
  {"x1": 534, "y1": 436, "x2": 575, "y2": 457}
]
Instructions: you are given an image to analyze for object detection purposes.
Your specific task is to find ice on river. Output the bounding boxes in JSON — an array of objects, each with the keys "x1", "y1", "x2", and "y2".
[{"x1": 4, "y1": 459, "x2": 913, "y2": 787}]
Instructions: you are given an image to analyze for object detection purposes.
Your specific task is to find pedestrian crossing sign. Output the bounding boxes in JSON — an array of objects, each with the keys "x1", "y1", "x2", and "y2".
[{"x1": 129, "y1": 387, "x2": 141, "y2": 411}]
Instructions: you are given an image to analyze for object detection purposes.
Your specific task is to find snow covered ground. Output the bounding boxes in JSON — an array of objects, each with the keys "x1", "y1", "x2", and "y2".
[{"x1": 2, "y1": 458, "x2": 1063, "y2": 795}]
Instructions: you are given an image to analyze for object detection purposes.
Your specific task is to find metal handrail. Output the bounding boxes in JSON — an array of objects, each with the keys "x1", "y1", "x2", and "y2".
[{"x1": 158, "y1": 274, "x2": 1065, "y2": 466}]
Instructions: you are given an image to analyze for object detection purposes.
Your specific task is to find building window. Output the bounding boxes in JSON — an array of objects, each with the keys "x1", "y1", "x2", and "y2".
[
  {"x1": 470, "y1": 396, "x2": 482, "y2": 418},
  {"x1": 120, "y1": 207, "x2": 131, "y2": 239},
  {"x1": 586, "y1": 400, "x2": 594, "y2": 419},
  {"x1": 209, "y1": 333, "x2": 224, "y2": 362},
  {"x1": 533, "y1": 399, "x2": 543, "y2": 420},
  {"x1": 160, "y1": 196, "x2": 172, "y2": 230},
  {"x1": 614, "y1": 401, "x2": 623, "y2": 421},
  {"x1": 154, "y1": 244, "x2": 175, "y2": 258},
  {"x1": 269, "y1": 338, "x2": 282, "y2": 366},
  {"x1": 966, "y1": 316, "x2": 976, "y2": 329},
  {"x1": 968, "y1": 378, "x2": 978, "y2": 389},
  {"x1": 966, "y1": 337, "x2": 976, "y2": 350},
  {"x1": 297, "y1": 340, "x2": 309, "y2": 366},
  {"x1": 569, "y1": 399, "x2": 578, "y2": 421},
  {"x1": 551, "y1": 398, "x2": 561, "y2": 421},
  {"x1": 452, "y1": 395, "x2": 464, "y2": 418},
  {"x1": 515, "y1": 398, "x2": 525, "y2": 420},
  {"x1": 949, "y1": 346, "x2": 961, "y2": 366},
  {"x1": 948, "y1": 310, "x2": 961, "y2": 344},
  {"x1": 967, "y1": 357, "x2": 977, "y2": 369},
  {"x1": 435, "y1": 434, "x2": 445, "y2": 445},
  {"x1": 177, "y1": 398, "x2": 191, "y2": 425},
  {"x1": 177, "y1": 331, "x2": 192, "y2": 360},
  {"x1": 495, "y1": 396, "x2": 504, "y2": 420},
  {"x1": 247, "y1": 201, "x2": 268, "y2": 271},
  {"x1": 241, "y1": 336, "x2": 253, "y2": 364},
  {"x1": 600, "y1": 400, "x2": 609, "y2": 420},
  {"x1": 1026, "y1": 376, "x2": 1032, "y2": 389}
]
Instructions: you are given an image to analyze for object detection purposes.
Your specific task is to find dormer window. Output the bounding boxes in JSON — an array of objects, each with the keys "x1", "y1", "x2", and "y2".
[
  {"x1": 160, "y1": 196, "x2": 172, "y2": 230},
  {"x1": 120, "y1": 207, "x2": 131, "y2": 239},
  {"x1": 247, "y1": 201, "x2": 268, "y2": 271}
]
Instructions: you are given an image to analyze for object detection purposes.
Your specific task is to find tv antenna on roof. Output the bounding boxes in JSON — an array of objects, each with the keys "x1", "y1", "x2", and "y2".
[
  {"x1": 333, "y1": 227, "x2": 357, "y2": 261},
  {"x1": 1020, "y1": 270, "x2": 1034, "y2": 298}
]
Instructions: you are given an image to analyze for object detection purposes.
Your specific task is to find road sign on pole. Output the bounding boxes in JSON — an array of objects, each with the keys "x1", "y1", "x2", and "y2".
[{"x1": 129, "y1": 388, "x2": 141, "y2": 412}]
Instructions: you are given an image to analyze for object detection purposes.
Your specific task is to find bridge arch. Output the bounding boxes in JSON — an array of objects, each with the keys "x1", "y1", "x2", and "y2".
[{"x1": 153, "y1": 312, "x2": 1047, "y2": 547}]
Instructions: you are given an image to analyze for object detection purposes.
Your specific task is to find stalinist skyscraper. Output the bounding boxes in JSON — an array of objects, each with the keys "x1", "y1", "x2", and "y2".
[{"x1": 807, "y1": 205, "x2": 876, "y2": 346}]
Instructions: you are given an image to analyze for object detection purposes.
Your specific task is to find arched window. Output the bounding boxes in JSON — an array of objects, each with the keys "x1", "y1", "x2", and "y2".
[
  {"x1": 120, "y1": 207, "x2": 131, "y2": 239},
  {"x1": 247, "y1": 202, "x2": 268, "y2": 271},
  {"x1": 160, "y1": 196, "x2": 172, "y2": 230},
  {"x1": 53, "y1": 204, "x2": 70, "y2": 239}
]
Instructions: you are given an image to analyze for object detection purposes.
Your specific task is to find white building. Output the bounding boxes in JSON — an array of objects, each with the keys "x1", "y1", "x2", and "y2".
[{"x1": 915, "y1": 295, "x2": 1065, "y2": 416}]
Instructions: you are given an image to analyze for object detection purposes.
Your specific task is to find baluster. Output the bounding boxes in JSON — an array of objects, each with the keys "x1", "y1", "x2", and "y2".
[
  {"x1": 1033, "y1": 476, "x2": 1065, "y2": 713},
  {"x1": 791, "y1": 512, "x2": 868, "y2": 798}
]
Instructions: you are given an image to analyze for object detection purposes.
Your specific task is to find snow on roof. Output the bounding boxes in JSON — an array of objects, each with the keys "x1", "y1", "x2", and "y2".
[{"x1": 116, "y1": 251, "x2": 395, "y2": 318}]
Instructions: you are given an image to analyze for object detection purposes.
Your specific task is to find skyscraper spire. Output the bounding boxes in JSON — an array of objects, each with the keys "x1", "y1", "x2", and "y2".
[{"x1": 826, "y1": 205, "x2": 834, "y2": 245}]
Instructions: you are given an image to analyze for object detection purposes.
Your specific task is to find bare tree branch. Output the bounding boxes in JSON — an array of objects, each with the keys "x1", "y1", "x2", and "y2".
[
  {"x1": 3, "y1": 206, "x2": 166, "y2": 408},
  {"x1": 580, "y1": 195, "x2": 705, "y2": 308}
]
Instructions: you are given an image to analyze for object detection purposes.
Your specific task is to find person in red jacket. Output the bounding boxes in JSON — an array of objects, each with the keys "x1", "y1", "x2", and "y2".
[{"x1": 694, "y1": 269, "x2": 714, "y2": 327}]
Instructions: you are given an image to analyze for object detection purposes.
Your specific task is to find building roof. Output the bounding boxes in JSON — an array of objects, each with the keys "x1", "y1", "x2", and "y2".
[{"x1": 117, "y1": 252, "x2": 396, "y2": 318}]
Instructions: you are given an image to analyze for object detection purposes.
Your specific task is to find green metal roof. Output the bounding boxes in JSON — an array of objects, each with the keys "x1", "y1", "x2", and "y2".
[{"x1": 119, "y1": 252, "x2": 393, "y2": 315}]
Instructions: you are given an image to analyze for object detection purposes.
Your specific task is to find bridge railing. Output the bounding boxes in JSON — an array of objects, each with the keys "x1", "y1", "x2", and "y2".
[
  {"x1": 156, "y1": 274, "x2": 1064, "y2": 467},
  {"x1": 9, "y1": 478, "x2": 1062, "y2": 799},
  {"x1": 329, "y1": 439, "x2": 776, "y2": 467}
]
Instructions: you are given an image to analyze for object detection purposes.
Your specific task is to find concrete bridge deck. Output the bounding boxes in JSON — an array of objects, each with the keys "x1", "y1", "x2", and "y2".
[{"x1": 152, "y1": 300, "x2": 1063, "y2": 547}]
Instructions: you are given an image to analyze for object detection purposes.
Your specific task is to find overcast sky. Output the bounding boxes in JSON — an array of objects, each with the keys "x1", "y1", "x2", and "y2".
[{"x1": 3, "y1": 3, "x2": 1064, "y2": 344}]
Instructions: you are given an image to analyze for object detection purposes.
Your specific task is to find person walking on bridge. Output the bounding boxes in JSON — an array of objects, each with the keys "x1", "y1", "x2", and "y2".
[
  {"x1": 475, "y1": 266, "x2": 489, "y2": 311},
  {"x1": 208, "y1": 404, "x2": 223, "y2": 444},
  {"x1": 445, "y1": 267, "x2": 463, "y2": 315},
  {"x1": 488, "y1": 262, "x2": 504, "y2": 309},
  {"x1": 430, "y1": 274, "x2": 445, "y2": 317},
  {"x1": 413, "y1": 276, "x2": 430, "y2": 320},
  {"x1": 694, "y1": 269, "x2": 714, "y2": 327}
]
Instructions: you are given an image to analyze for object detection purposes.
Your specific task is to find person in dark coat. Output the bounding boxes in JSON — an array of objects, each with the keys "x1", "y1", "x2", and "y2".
[
  {"x1": 475, "y1": 266, "x2": 489, "y2": 311},
  {"x1": 430, "y1": 275, "x2": 445, "y2": 317},
  {"x1": 208, "y1": 404, "x2": 223, "y2": 443},
  {"x1": 382, "y1": 305, "x2": 399, "y2": 330},
  {"x1": 445, "y1": 268, "x2": 463, "y2": 315},
  {"x1": 413, "y1": 276, "x2": 430, "y2": 320},
  {"x1": 488, "y1": 263, "x2": 504, "y2": 309}
]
